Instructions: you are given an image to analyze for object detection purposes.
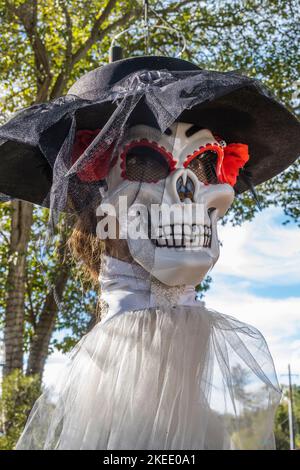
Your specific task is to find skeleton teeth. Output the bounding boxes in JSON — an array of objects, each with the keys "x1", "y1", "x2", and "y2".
[
  {"x1": 193, "y1": 235, "x2": 200, "y2": 246},
  {"x1": 183, "y1": 224, "x2": 192, "y2": 237},
  {"x1": 152, "y1": 224, "x2": 212, "y2": 248},
  {"x1": 163, "y1": 226, "x2": 171, "y2": 237},
  {"x1": 173, "y1": 225, "x2": 182, "y2": 246},
  {"x1": 204, "y1": 226, "x2": 208, "y2": 246},
  {"x1": 166, "y1": 237, "x2": 174, "y2": 247},
  {"x1": 184, "y1": 235, "x2": 190, "y2": 246},
  {"x1": 200, "y1": 226, "x2": 205, "y2": 245},
  {"x1": 173, "y1": 225, "x2": 182, "y2": 238}
]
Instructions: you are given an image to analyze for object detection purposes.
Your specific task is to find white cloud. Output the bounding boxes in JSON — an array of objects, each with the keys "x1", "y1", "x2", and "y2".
[
  {"x1": 205, "y1": 207, "x2": 300, "y2": 384},
  {"x1": 43, "y1": 351, "x2": 69, "y2": 389},
  {"x1": 205, "y1": 283, "x2": 300, "y2": 381},
  {"x1": 214, "y1": 207, "x2": 300, "y2": 285}
]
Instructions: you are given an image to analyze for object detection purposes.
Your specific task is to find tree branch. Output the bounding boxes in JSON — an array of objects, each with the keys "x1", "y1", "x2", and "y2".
[
  {"x1": 50, "y1": 9, "x2": 138, "y2": 98},
  {"x1": 25, "y1": 273, "x2": 37, "y2": 330},
  {"x1": 60, "y1": 0, "x2": 73, "y2": 70},
  {"x1": 0, "y1": 230, "x2": 10, "y2": 245},
  {"x1": 155, "y1": 0, "x2": 196, "y2": 16},
  {"x1": 48, "y1": 1, "x2": 73, "y2": 99},
  {"x1": 72, "y1": 10, "x2": 137, "y2": 65},
  {"x1": 71, "y1": 0, "x2": 119, "y2": 65},
  {"x1": 26, "y1": 225, "x2": 71, "y2": 376},
  {"x1": 5, "y1": 0, "x2": 52, "y2": 102}
]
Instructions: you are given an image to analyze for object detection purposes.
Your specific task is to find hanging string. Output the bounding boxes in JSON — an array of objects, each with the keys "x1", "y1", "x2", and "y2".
[
  {"x1": 109, "y1": 1, "x2": 187, "y2": 60},
  {"x1": 147, "y1": 2, "x2": 187, "y2": 56}
]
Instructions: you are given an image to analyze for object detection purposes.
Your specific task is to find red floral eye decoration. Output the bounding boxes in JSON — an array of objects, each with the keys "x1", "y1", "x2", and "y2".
[
  {"x1": 184, "y1": 141, "x2": 249, "y2": 187},
  {"x1": 184, "y1": 142, "x2": 224, "y2": 176},
  {"x1": 220, "y1": 143, "x2": 249, "y2": 186},
  {"x1": 120, "y1": 139, "x2": 176, "y2": 183},
  {"x1": 71, "y1": 129, "x2": 116, "y2": 182}
]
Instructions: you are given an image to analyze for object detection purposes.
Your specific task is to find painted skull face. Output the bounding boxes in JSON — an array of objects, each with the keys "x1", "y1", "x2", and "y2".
[{"x1": 99, "y1": 122, "x2": 239, "y2": 286}]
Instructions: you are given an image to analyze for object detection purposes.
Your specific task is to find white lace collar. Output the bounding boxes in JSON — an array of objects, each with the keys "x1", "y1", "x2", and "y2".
[{"x1": 99, "y1": 255, "x2": 204, "y2": 322}]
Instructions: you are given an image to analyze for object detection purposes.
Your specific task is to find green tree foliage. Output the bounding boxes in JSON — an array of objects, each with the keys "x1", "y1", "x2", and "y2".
[
  {"x1": 274, "y1": 386, "x2": 300, "y2": 450},
  {"x1": 0, "y1": 369, "x2": 41, "y2": 449},
  {"x1": 0, "y1": 204, "x2": 96, "y2": 367}
]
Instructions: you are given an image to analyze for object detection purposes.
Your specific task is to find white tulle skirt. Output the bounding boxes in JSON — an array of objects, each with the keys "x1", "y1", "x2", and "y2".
[{"x1": 16, "y1": 305, "x2": 281, "y2": 450}]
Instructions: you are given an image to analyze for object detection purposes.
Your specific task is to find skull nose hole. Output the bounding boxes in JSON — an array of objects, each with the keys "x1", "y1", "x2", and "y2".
[{"x1": 176, "y1": 176, "x2": 195, "y2": 202}]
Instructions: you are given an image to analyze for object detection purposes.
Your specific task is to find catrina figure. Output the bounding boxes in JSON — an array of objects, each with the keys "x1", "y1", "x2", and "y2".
[{"x1": 0, "y1": 56, "x2": 299, "y2": 450}]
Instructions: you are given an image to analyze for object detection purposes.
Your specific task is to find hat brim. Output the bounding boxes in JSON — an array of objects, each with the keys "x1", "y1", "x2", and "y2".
[{"x1": 0, "y1": 140, "x2": 52, "y2": 204}]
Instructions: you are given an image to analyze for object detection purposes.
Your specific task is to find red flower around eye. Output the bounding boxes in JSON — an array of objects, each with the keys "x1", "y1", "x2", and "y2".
[
  {"x1": 71, "y1": 129, "x2": 114, "y2": 182},
  {"x1": 219, "y1": 143, "x2": 249, "y2": 186}
]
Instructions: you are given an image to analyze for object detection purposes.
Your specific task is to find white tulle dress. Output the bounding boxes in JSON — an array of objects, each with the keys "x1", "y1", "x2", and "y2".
[{"x1": 16, "y1": 255, "x2": 281, "y2": 450}]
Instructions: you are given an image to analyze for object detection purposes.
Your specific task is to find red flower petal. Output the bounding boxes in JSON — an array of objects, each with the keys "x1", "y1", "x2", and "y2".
[
  {"x1": 71, "y1": 129, "x2": 114, "y2": 182},
  {"x1": 220, "y1": 143, "x2": 249, "y2": 186}
]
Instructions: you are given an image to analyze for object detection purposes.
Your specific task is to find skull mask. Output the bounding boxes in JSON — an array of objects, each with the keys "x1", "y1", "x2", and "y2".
[{"x1": 99, "y1": 122, "x2": 236, "y2": 287}]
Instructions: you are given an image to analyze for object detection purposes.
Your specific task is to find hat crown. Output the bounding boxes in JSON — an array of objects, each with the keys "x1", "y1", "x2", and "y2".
[{"x1": 68, "y1": 55, "x2": 201, "y2": 100}]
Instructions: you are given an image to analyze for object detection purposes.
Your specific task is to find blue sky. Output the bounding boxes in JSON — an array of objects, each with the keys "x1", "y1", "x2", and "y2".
[
  {"x1": 44, "y1": 207, "x2": 300, "y2": 388},
  {"x1": 204, "y1": 207, "x2": 300, "y2": 386}
]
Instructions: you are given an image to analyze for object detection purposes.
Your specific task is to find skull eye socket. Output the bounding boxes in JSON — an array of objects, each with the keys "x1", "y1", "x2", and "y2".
[
  {"x1": 124, "y1": 144, "x2": 171, "y2": 183},
  {"x1": 187, "y1": 151, "x2": 219, "y2": 184}
]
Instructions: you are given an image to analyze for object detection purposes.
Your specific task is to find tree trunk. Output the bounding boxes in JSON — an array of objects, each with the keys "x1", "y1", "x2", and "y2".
[
  {"x1": 26, "y1": 232, "x2": 70, "y2": 377},
  {"x1": 4, "y1": 201, "x2": 33, "y2": 375}
]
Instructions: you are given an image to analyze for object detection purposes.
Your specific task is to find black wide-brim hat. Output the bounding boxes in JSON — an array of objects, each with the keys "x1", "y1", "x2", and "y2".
[{"x1": 0, "y1": 55, "x2": 299, "y2": 208}]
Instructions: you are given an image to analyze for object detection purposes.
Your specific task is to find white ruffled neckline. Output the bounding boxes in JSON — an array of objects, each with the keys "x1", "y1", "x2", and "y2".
[{"x1": 99, "y1": 255, "x2": 204, "y2": 321}]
